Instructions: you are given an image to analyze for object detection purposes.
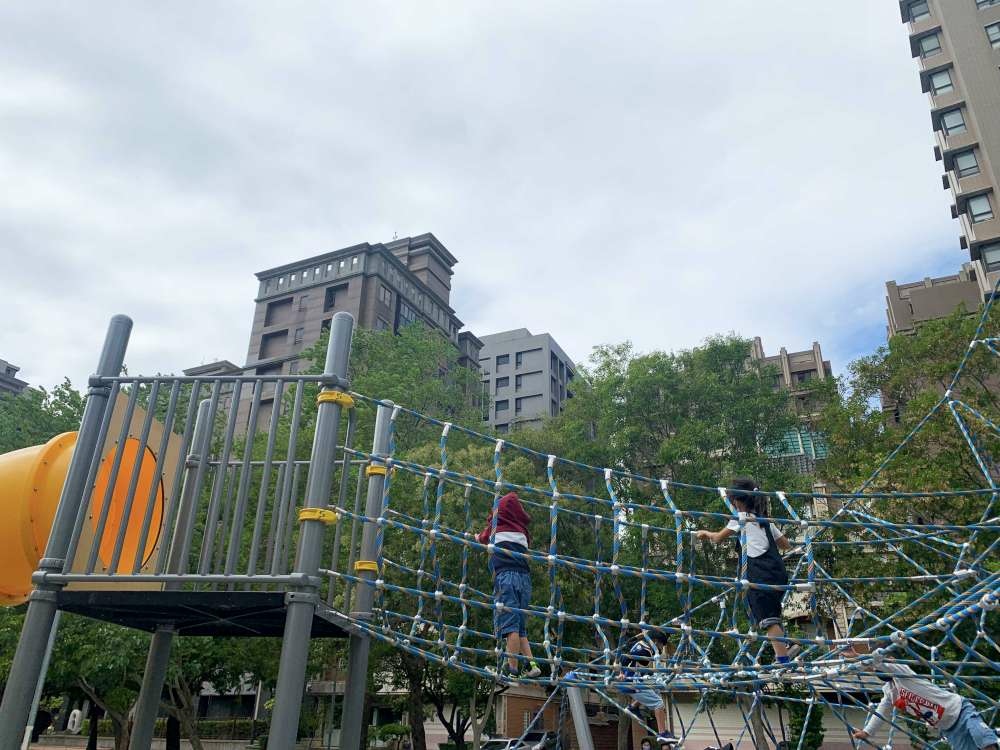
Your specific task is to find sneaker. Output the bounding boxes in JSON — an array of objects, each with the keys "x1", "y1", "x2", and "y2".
[
  {"x1": 786, "y1": 644, "x2": 801, "y2": 660},
  {"x1": 655, "y1": 734, "x2": 677, "y2": 746},
  {"x1": 523, "y1": 661, "x2": 542, "y2": 679}
]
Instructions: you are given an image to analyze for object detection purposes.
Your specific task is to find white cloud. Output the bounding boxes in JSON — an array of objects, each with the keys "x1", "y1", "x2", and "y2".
[{"x1": 0, "y1": 0, "x2": 962, "y2": 392}]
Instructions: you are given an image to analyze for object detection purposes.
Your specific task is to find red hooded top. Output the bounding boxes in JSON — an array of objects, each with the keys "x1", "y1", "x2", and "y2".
[{"x1": 477, "y1": 492, "x2": 531, "y2": 544}]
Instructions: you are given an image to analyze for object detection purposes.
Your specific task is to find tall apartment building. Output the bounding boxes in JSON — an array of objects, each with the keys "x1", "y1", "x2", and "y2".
[
  {"x1": 750, "y1": 337, "x2": 832, "y2": 474},
  {"x1": 242, "y1": 233, "x2": 482, "y2": 426},
  {"x1": 0, "y1": 359, "x2": 27, "y2": 396},
  {"x1": 478, "y1": 329, "x2": 575, "y2": 433},
  {"x1": 893, "y1": 0, "x2": 1000, "y2": 319}
]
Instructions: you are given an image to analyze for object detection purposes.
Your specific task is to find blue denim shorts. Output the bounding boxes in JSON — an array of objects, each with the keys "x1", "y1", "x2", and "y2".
[
  {"x1": 620, "y1": 684, "x2": 664, "y2": 709},
  {"x1": 494, "y1": 569, "x2": 531, "y2": 637},
  {"x1": 942, "y1": 700, "x2": 999, "y2": 750}
]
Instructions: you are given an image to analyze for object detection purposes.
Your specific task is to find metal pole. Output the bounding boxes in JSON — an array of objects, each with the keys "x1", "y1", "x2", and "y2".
[
  {"x1": 339, "y1": 402, "x2": 394, "y2": 750},
  {"x1": 0, "y1": 314, "x2": 131, "y2": 746},
  {"x1": 566, "y1": 684, "x2": 596, "y2": 750},
  {"x1": 267, "y1": 312, "x2": 355, "y2": 750},
  {"x1": 129, "y1": 400, "x2": 213, "y2": 750},
  {"x1": 21, "y1": 611, "x2": 61, "y2": 750}
]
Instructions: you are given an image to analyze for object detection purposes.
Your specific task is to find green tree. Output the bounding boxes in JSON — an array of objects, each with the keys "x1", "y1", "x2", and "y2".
[{"x1": 0, "y1": 380, "x2": 85, "y2": 453}]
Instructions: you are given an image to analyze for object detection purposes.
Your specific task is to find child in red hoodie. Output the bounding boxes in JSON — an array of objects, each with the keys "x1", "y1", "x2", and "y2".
[{"x1": 477, "y1": 492, "x2": 542, "y2": 678}]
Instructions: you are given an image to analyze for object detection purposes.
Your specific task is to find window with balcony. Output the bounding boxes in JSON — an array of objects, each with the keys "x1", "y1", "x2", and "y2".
[
  {"x1": 968, "y1": 194, "x2": 994, "y2": 223},
  {"x1": 918, "y1": 33, "x2": 941, "y2": 57},
  {"x1": 929, "y1": 69, "x2": 954, "y2": 95},
  {"x1": 987, "y1": 22, "x2": 1000, "y2": 47},
  {"x1": 940, "y1": 108, "x2": 967, "y2": 135},
  {"x1": 908, "y1": 0, "x2": 930, "y2": 21},
  {"x1": 954, "y1": 149, "x2": 980, "y2": 178}
]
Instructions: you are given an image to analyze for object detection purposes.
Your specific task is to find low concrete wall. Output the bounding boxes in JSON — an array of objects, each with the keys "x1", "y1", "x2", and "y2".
[{"x1": 35, "y1": 736, "x2": 307, "y2": 750}]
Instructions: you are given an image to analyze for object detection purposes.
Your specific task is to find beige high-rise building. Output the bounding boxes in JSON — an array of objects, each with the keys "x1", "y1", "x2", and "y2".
[{"x1": 895, "y1": 0, "x2": 1000, "y2": 302}]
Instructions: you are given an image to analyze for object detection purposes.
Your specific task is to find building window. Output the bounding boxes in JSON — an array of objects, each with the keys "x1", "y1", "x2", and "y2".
[
  {"x1": 987, "y1": 22, "x2": 1000, "y2": 47},
  {"x1": 981, "y1": 242, "x2": 1000, "y2": 271},
  {"x1": 321, "y1": 318, "x2": 331, "y2": 332},
  {"x1": 293, "y1": 327, "x2": 304, "y2": 344},
  {"x1": 496, "y1": 423, "x2": 509, "y2": 434},
  {"x1": 918, "y1": 33, "x2": 941, "y2": 57},
  {"x1": 954, "y1": 149, "x2": 980, "y2": 178},
  {"x1": 398, "y1": 300, "x2": 418, "y2": 328},
  {"x1": 315, "y1": 267, "x2": 321, "y2": 278},
  {"x1": 515, "y1": 374, "x2": 524, "y2": 391},
  {"x1": 940, "y1": 108, "x2": 967, "y2": 135},
  {"x1": 324, "y1": 287, "x2": 337, "y2": 312},
  {"x1": 496, "y1": 376, "x2": 509, "y2": 392},
  {"x1": 977, "y1": 0, "x2": 1000, "y2": 8},
  {"x1": 515, "y1": 397, "x2": 525, "y2": 415},
  {"x1": 327, "y1": 263, "x2": 333, "y2": 273},
  {"x1": 929, "y1": 69, "x2": 954, "y2": 95},
  {"x1": 968, "y1": 194, "x2": 994, "y2": 223},
  {"x1": 375, "y1": 317, "x2": 391, "y2": 331},
  {"x1": 908, "y1": 0, "x2": 930, "y2": 21},
  {"x1": 352, "y1": 256, "x2": 359, "y2": 266},
  {"x1": 496, "y1": 399, "x2": 509, "y2": 414},
  {"x1": 515, "y1": 351, "x2": 524, "y2": 368},
  {"x1": 298, "y1": 295, "x2": 309, "y2": 311},
  {"x1": 278, "y1": 276, "x2": 285, "y2": 286},
  {"x1": 289, "y1": 360, "x2": 300, "y2": 375},
  {"x1": 379, "y1": 285, "x2": 392, "y2": 306},
  {"x1": 290, "y1": 273, "x2": 297, "y2": 282},
  {"x1": 496, "y1": 354, "x2": 510, "y2": 367}
]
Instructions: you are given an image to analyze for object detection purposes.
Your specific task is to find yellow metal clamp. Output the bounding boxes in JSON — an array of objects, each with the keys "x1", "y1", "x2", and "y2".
[
  {"x1": 354, "y1": 560, "x2": 379, "y2": 572},
  {"x1": 298, "y1": 508, "x2": 339, "y2": 525},
  {"x1": 316, "y1": 391, "x2": 355, "y2": 409},
  {"x1": 366, "y1": 464, "x2": 388, "y2": 477}
]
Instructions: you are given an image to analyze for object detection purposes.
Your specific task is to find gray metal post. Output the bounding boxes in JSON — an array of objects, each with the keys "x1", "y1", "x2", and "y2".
[
  {"x1": 129, "y1": 400, "x2": 213, "y2": 750},
  {"x1": 267, "y1": 312, "x2": 355, "y2": 750},
  {"x1": 338, "y1": 402, "x2": 394, "y2": 750},
  {"x1": 566, "y1": 685, "x2": 596, "y2": 750},
  {"x1": 0, "y1": 314, "x2": 132, "y2": 747},
  {"x1": 21, "y1": 611, "x2": 61, "y2": 750}
]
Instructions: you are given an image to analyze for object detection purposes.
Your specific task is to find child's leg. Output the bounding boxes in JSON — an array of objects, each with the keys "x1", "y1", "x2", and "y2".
[
  {"x1": 653, "y1": 705, "x2": 667, "y2": 735},
  {"x1": 766, "y1": 622, "x2": 789, "y2": 659},
  {"x1": 506, "y1": 632, "x2": 520, "y2": 670},
  {"x1": 519, "y1": 636, "x2": 534, "y2": 659}
]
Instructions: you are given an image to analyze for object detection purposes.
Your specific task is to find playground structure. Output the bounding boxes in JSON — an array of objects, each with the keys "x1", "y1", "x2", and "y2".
[{"x1": 0, "y1": 295, "x2": 996, "y2": 750}]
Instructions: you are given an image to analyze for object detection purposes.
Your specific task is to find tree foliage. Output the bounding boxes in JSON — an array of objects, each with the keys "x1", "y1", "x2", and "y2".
[{"x1": 0, "y1": 380, "x2": 85, "y2": 454}]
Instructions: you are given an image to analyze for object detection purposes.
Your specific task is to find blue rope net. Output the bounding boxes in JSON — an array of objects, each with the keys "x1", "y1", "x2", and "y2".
[{"x1": 323, "y1": 283, "x2": 1000, "y2": 749}]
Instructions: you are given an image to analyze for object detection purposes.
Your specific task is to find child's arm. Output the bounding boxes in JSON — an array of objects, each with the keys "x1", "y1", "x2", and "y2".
[
  {"x1": 476, "y1": 512, "x2": 495, "y2": 544},
  {"x1": 695, "y1": 527, "x2": 736, "y2": 545},
  {"x1": 774, "y1": 532, "x2": 792, "y2": 552}
]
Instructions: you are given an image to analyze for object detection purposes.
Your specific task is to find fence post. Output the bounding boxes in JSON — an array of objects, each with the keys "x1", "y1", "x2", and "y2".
[
  {"x1": 128, "y1": 398, "x2": 213, "y2": 750},
  {"x1": 566, "y1": 683, "x2": 596, "y2": 750},
  {"x1": 267, "y1": 312, "x2": 355, "y2": 750},
  {"x1": 0, "y1": 314, "x2": 132, "y2": 748},
  {"x1": 338, "y1": 401, "x2": 394, "y2": 750}
]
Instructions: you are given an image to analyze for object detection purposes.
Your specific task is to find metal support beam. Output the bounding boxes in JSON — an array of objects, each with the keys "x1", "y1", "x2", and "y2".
[
  {"x1": 0, "y1": 314, "x2": 132, "y2": 747},
  {"x1": 566, "y1": 684, "x2": 596, "y2": 750},
  {"x1": 267, "y1": 312, "x2": 355, "y2": 750},
  {"x1": 338, "y1": 402, "x2": 394, "y2": 750}
]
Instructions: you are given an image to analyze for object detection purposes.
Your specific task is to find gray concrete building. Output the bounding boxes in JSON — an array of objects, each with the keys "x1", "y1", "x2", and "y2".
[
  {"x1": 242, "y1": 233, "x2": 482, "y2": 426},
  {"x1": 478, "y1": 329, "x2": 575, "y2": 433},
  {"x1": 885, "y1": 263, "x2": 987, "y2": 336},
  {"x1": 750, "y1": 338, "x2": 832, "y2": 474},
  {"x1": 0, "y1": 359, "x2": 28, "y2": 396},
  {"x1": 898, "y1": 0, "x2": 1000, "y2": 292}
]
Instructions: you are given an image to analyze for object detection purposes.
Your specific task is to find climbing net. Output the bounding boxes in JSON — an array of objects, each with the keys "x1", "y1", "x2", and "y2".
[{"x1": 324, "y1": 285, "x2": 1000, "y2": 749}]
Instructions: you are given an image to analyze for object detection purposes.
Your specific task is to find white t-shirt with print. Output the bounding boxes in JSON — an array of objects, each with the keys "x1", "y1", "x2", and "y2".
[{"x1": 726, "y1": 513, "x2": 784, "y2": 558}]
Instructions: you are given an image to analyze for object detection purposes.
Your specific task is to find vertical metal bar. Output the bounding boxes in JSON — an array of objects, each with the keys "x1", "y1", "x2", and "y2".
[
  {"x1": 267, "y1": 312, "x2": 354, "y2": 750},
  {"x1": 107, "y1": 379, "x2": 160, "y2": 574},
  {"x1": 343, "y1": 465, "x2": 366, "y2": 614},
  {"x1": 155, "y1": 380, "x2": 202, "y2": 574},
  {"x1": 327, "y1": 411, "x2": 357, "y2": 605},
  {"x1": 198, "y1": 380, "x2": 244, "y2": 575},
  {"x1": 279, "y1": 462, "x2": 304, "y2": 574},
  {"x1": 132, "y1": 379, "x2": 180, "y2": 574},
  {"x1": 269, "y1": 383, "x2": 305, "y2": 575},
  {"x1": 63, "y1": 380, "x2": 120, "y2": 574},
  {"x1": 213, "y1": 464, "x2": 238, "y2": 577},
  {"x1": 0, "y1": 314, "x2": 131, "y2": 747},
  {"x1": 339, "y1": 402, "x2": 394, "y2": 750},
  {"x1": 85, "y1": 382, "x2": 141, "y2": 574},
  {"x1": 247, "y1": 379, "x2": 284, "y2": 578},
  {"x1": 264, "y1": 462, "x2": 287, "y2": 574},
  {"x1": 566, "y1": 686, "x2": 596, "y2": 750},
  {"x1": 225, "y1": 380, "x2": 263, "y2": 579},
  {"x1": 129, "y1": 401, "x2": 213, "y2": 750},
  {"x1": 176, "y1": 389, "x2": 219, "y2": 570}
]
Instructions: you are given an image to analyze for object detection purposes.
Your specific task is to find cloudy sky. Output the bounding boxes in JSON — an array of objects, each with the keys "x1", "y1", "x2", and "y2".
[{"x1": 1, "y1": 1, "x2": 963, "y2": 390}]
